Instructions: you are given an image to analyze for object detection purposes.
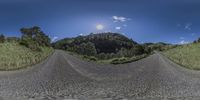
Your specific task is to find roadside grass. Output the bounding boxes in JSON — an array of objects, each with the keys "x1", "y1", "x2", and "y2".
[
  {"x1": 98, "y1": 54, "x2": 148, "y2": 64},
  {"x1": 68, "y1": 52, "x2": 148, "y2": 64},
  {"x1": 163, "y1": 43, "x2": 200, "y2": 70},
  {"x1": 0, "y1": 42, "x2": 54, "y2": 71}
]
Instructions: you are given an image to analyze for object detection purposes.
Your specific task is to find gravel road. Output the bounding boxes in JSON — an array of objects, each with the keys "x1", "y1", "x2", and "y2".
[{"x1": 0, "y1": 50, "x2": 200, "y2": 100}]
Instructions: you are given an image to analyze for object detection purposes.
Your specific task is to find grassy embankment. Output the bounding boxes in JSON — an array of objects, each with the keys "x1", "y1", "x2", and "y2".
[
  {"x1": 69, "y1": 52, "x2": 148, "y2": 64},
  {"x1": 163, "y1": 43, "x2": 200, "y2": 70},
  {"x1": 97, "y1": 54, "x2": 148, "y2": 64},
  {"x1": 0, "y1": 42, "x2": 54, "y2": 70}
]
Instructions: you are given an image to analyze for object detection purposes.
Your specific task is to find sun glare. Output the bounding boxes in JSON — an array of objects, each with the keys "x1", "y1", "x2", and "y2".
[{"x1": 96, "y1": 24, "x2": 104, "y2": 30}]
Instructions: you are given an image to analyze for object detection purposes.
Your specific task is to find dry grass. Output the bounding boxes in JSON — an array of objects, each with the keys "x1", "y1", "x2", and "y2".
[
  {"x1": 163, "y1": 43, "x2": 200, "y2": 70},
  {"x1": 0, "y1": 42, "x2": 54, "y2": 70}
]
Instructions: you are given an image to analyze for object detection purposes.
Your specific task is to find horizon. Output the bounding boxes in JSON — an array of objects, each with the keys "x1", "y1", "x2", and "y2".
[{"x1": 1, "y1": 0, "x2": 200, "y2": 44}]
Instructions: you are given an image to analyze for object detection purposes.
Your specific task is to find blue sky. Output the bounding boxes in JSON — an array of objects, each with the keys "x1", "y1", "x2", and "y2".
[{"x1": 0, "y1": 0, "x2": 200, "y2": 44}]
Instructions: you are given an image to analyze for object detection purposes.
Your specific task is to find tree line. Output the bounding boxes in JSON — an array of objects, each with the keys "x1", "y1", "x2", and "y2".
[
  {"x1": 52, "y1": 33, "x2": 147, "y2": 60},
  {"x1": 193, "y1": 38, "x2": 200, "y2": 43},
  {"x1": 0, "y1": 34, "x2": 20, "y2": 43},
  {"x1": 0, "y1": 26, "x2": 51, "y2": 51}
]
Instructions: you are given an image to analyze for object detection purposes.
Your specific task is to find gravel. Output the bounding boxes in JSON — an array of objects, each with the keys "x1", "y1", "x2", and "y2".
[{"x1": 0, "y1": 50, "x2": 200, "y2": 100}]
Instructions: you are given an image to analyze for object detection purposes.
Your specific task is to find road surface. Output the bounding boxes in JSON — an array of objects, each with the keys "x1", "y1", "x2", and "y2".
[{"x1": 0, "y1": 50, "x2": 200, "y2": 100}]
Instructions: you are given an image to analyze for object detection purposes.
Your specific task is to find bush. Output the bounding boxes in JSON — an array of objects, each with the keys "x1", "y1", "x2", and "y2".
[
  {"x1": 88, "y1": 56, "x2": 98, "y2": 61},
  {"x1": 20, "y1": 26, "x2": 51, "y2": 51},
  {"x1": 0, "y1": 34, "x2": 5, "y2": 43},
  {"x1": 111, "y1": 57, "x2": 131, "y2": 64},
  {"x1": 20, "y1": 38, "x2": 41, "y2": 51},
  {"x1": 82, "y1": 55, "x2": 98, "y2": 61},
  {"x1": 110, "y1": 55, "x2": 147, "y2": 64},
  {"x1": 74, "y1": 42, "x2": 97, "y2": 56}
]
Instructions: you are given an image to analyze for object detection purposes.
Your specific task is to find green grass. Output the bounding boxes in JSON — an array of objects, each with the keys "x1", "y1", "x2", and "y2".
[
  {"x1": 0, "y1": 42, "x2": 54, "y2": 71},
  {"x1": 99, "y1": 54, "x2": 147, "y2": 64},
  {"x1": 69, "y1": 51, "x2": 148, "y2": 64},
  {"x1": 163, "y1": 43, "x2": 200, "y2": 70}
]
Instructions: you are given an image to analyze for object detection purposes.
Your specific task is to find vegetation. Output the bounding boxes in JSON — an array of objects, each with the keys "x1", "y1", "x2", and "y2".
[
  {"x1": 163, "y1": 43, "x2": 200, "y2": 70},
  {"x1": 0, "y1": 34, "x2": 5, "y2": 43},
  {"x1": 0, "y1": 42, "x2": 53, "y2": 70},
  {"x1": 52, "y1": 33, "x2": 138, "y2": 55},
  {"x1": 70, "y1": 51, "x2": 147, "y2": 64},
  {"x1": 0, "y1": 26, "x2": 53, "y2": 70},
  {"x1": 74, "y1": 42, "x2": 97, "y2": 56},
  {"x1": 193, "y1": 37, "x2": 200, "y2": 43},
  {"x1": 6, "y1": 37, "x2": 20, "y2": 42},
  {"x1": 53, "y1": 32, "x2": 150, "y2": 64},
  {"x1": 109, "y1": 54, "x2": 147, "y2": 64},
  {"x1": 142, "y1": 42, "x2": 177, "y2": 53},
  {"x1": 20, "y1": 26, "x2": 51, "y2": 51}
]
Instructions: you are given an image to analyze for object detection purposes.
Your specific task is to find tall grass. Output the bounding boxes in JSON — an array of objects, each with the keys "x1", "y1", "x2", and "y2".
[
  {"x1": 163, "y1": 43, "x2": 200, "y2": 70},
  {"x1": 70, "y1": 52, "x2": 148, "y2": 64},
  {"x1": 96, "y1": 54, "x2": 148, "y2": 64},
  {"x1": 0, "y1": 42, "x2": 54, "y2": 70}
]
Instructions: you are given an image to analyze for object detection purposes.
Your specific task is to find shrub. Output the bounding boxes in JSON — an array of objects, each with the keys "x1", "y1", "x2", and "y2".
[
  {"x1": 82, "y1": 55, "x2": 98, "y2": 61},
  {"x1": 74, "y1": 42, "x2": 97, "y2": 56},
  {"x1": 111, "y1": 57, "x2": 129, "y2": 64},
  {"x1": 20, "y1": 26, "x2": 51, "y2": 51},
  {"x1": 88, "y1": 56, "x2": 98, "y2": 61},
  {"x1": 0, "y1": 34, "x2": 5, "y2": 43},
  {"x1": 6, "y1": 37, "x2": 20, "y2": 42}
]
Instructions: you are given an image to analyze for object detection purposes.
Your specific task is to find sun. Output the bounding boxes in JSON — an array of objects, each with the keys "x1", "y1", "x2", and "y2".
[{"x1": 96, "y1": 24, "x2": 104, "y2": 30}]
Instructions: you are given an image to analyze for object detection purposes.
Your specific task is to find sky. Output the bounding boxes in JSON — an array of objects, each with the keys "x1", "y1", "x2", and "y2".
[{"x1": 0, "y1": 0, "x2": 200, "y2": 44}]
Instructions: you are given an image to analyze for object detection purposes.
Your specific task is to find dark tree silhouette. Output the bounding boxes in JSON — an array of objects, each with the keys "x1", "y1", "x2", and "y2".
[
  {"x1": 0, "y1": 34, "x2": 5, "y2": 43},
  {"x1": 20, "y1": 26, "x2": 51, "y2": 51}
]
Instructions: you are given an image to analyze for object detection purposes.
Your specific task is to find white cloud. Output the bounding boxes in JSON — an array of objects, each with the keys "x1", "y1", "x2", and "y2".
[
  {"x1": 79, "y1": 33, "x2": 84, "y2": 36},
  {"x1": 112, "y1": 16, "x2": 131, "y2": 22},
  {"x1": 115, "y1": 27, "x2": 121, "y2": 30},
  {"x1": 51, "y1": 36, "x2": 58, "y2": 42},
  {"x1": 179, "y1": 40, "x2": 189, "y2": 44},
  {"x1": 184, "y1": 23, "x2": 192, "y2": 30}
]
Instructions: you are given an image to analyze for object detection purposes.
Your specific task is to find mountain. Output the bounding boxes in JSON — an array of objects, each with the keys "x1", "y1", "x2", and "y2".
[{"x1": 53, "y1": 33, "x2": 138, "y2": 53}]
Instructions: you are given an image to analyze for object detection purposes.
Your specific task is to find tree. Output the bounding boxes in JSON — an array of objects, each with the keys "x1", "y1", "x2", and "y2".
[
  {"x1": 98, "y1": 53, "x2": 107, "y2": 59},
  {"x1": 131, "y1": 45, "x2": 145, "y2": 55},
  {"x1": 0, "y1": 34, "x2": 5, "y2": 43},
  {"x1": 193, "y1": 40, "x2": 197, "y2": 44},
  {"x1": 74, "y1": 42, "x2": 97, "y2": 56},
  {"x1": 20, "y1": 26, "x2": 51, "y2": 50},
  {"x1": 143, "y1": 46, "x2": 151, "y2": 54},
  {"x1": 198, "y1": 38, "x2": 200, "y2": 43},
  {"x1": 117, "y1": 48, "x2": 128, "y2": 57}
]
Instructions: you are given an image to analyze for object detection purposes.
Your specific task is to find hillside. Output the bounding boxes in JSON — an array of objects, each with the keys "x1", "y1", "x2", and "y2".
[
  {"x1": 0, "y1": 26, "x2": 54, "y2": 70},
  {"x1": 53, "y1": 33, "x2": 138, "y2": 53},
  {"x1": 52, "y1": 33, "x2": 147, "y2": 64},
  {"x1": 0, "y1": 42, "x2": 53, "y2": 70},
  {"x1": 163, "y1": 43, "x2": 200, "y2": 70}
]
